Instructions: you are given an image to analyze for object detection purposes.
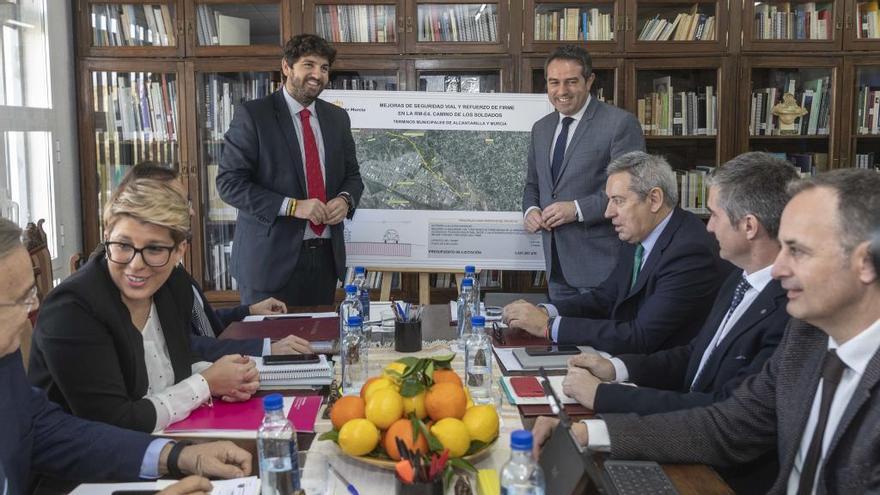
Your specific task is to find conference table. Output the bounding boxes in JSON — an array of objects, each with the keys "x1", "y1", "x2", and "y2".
[{"x1": 201, "y1": 304, "x2": 734, "y2": 494}]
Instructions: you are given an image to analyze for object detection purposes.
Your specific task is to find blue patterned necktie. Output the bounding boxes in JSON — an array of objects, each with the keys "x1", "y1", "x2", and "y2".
[
  {"x1": 726, "y1": 276, "x2": 751, "y2": 316},
  {"x1": 551, "y1": 116, "x2": 575, "y2": 181}
]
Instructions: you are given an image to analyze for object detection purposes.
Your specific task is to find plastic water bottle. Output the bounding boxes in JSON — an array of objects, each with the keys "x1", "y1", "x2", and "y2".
[
  {"x1": 501, "y1": 430, "x2": 546, "y2": 495},
  {"x1": 341, "y1": 315, "x2": 368, "y2": 396},
  {"x1": 257, "y1": 394, "x2": 300, "y2": 495},
  {"x1": 456, "y1": 278, "x2": 477, "y2": 351},
  {"x1": 338, "y1": 284, "x2": 362, "y2": 339},
  {"x1": 353, "y1": 266, "x2": 371, "y2": 320},
  {"x1": 465, "y1": 315, "x2": 493, "y2": 404},
  {"x1": 464, "y1": 265, "x2": 481, "y2": 314}
]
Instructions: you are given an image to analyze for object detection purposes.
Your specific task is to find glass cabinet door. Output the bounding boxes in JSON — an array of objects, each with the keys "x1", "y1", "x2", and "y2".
[{"x1": 83, "y1": 1, "x2": 183, "y2": 57}]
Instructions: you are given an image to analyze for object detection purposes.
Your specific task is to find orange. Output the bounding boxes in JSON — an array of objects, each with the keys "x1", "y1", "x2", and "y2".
[
  {"x1": 425, "y1": 382, "x2": 467, "y2": 421},
  {"x1": 330, "y1": 396, "x2": 366, "y2": 430},
  {"x1": 383, "y1": 418, "x2": 429, "y2": 461},
  {"x1": 432, "y1": 368, "x2": 463, "y2": 387}
]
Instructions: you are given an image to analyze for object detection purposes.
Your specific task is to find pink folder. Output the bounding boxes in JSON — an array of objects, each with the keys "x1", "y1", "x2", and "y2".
[{"x1": 165, "y1": 396, "x2": 323, "y2": 433}]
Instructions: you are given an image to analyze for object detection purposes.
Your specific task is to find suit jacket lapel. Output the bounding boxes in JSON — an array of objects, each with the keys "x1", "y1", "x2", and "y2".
[
  {"x1": 625, "y1": 208, "x2": 684, "y2": 300},
  {"x1": 689, "y1": 280, "x2": 786, "y2": 390},
  {"x1": 825, "y1": 345, "x2": 880, "y2": 460},
  {"x1": 553, "y1": 98, "x2": 598, "y2": 188},
  {"x1": 273, "y1": 90, "x2": 307, "y2": 197},
  {"x1": 684, "y1": 273, "x2": 740, "y2": 385}
]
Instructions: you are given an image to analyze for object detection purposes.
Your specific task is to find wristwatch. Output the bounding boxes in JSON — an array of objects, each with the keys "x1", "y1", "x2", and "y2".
[
  {"x1": 545, "y1": 316, "x2": 556, "y2": 340},
  {"x1": 337, "y1": 191, "x2": 354, "y2": 215}
]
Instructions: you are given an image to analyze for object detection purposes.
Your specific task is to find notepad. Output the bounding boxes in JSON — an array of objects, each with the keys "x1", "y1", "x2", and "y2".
[{"x1": 255, "y1": 354, "x2": 333, "y2": 387}]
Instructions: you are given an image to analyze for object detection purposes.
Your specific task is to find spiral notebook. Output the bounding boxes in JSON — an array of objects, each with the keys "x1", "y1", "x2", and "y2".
[{"x1": 255, "y1": 355, "x2": 334, "y2": 387}]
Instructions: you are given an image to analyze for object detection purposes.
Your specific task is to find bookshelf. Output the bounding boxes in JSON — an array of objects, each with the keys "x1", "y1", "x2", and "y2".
[
  {"x1": 186, "y1": 1, "x2": 290, "y2": 56},
  {"x1": 80, "y1": 1, "x2": 184, "y2": 57},
  {"x1": 841, "y1": 56, "x2": 880, "y2": 169},
  {"x1": 624, "y1": 0, "x2": 727, "y2": 52},
  {"x1": 520, "y1": 55, "x2": 621, "y2": 105},
  {"x1": 523, "y1": 0, "x2": 621, "y2": 52},
  {"x1": 844, "y1": 0, "x2": 880, "y2": 49},
  {"x1": 305, "y1": 0, "x2": 403, "y2": 54},
  {"x1": 743, "y1": 0, "x2": 842, "y2": 51}
]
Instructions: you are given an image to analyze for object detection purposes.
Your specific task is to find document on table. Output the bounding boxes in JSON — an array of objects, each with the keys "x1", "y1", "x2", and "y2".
[
  {"x1": 71, "y1": 476, "x2": 259, "y2": 494},
  {"x1": 243, "y1": 312, "x2": 337, "y2": 322}
]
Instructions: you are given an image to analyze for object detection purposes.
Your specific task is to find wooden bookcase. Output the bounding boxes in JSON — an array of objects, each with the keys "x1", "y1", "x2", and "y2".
[{"x1": 73, "y1": 0, "x2": 878, "y2": 303}]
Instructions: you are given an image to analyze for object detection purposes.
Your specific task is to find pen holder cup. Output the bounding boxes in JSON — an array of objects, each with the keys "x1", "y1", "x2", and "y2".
[
  {"x1": 395, "y1": 477, "x2": 444, "y2": 495},
  {"x1": 394, "y1": 320, "x2": 422, "y2": 352}
]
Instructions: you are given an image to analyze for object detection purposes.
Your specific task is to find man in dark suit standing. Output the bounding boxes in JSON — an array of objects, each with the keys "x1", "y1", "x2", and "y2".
[
  {"x1": 523, "y1": 45, "x2": 644, "y2": 301},
  {"x1": 506, "y1": 151, "x2": 729, "y2": 354},
  {"x1": 217, "y1": 34, "x2": 364, "y2": 306},
  {"x1": 533, "y1": 168, "x2": 880, "y2": 495}
]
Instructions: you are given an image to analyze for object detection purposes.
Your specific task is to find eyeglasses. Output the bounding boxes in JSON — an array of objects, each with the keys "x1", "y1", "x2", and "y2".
[
  {"x1": 0, "y1": 285, "x2": 38, "y2": 313},
  {"x1": 104, "y1": 241, "x2": 177, "y2": 267},
  {"x1": 491, "y1": 322, "x2": 505, "y2": 345}
]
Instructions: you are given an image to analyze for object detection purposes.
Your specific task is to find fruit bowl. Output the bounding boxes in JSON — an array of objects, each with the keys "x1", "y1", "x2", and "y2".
[{"x1": 342, "y1": 436, "x2": 499, "y2": 470}]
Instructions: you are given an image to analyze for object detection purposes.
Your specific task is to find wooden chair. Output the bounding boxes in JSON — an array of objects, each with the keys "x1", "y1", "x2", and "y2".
[{"x1": 23, "y1": 219, "x2": 53, "y2": 302}]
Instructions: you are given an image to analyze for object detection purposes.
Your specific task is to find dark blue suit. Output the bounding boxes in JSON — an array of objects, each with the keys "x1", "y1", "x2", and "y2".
[
  {"x1": 594, "y1": 271, "x2": 789, "y2": 414},
  {"x1": 2, "y1": 351, "x2": 151, "y2": 493},
  {"x1": 554, "y1": 207, "x2": 731, "y2": 354},
  {"x1": 217, "y1": 91, "x2": 364, "y2": 296}
]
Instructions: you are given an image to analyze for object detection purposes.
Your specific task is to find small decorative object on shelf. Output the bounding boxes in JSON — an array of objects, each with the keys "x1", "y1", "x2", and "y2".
[{"x1": 771, "y1": 93, "x2": 809, "y2": 135}]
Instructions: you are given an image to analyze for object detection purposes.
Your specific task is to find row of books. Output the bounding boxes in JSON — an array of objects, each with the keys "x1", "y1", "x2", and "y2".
[
  {"x1": 768, "y1": 152, "x2": 829, "y2": 176},
  {"x1": 91, "y1": 4, "x2": 175, "y2": 47},
  {"x1": 856, "y1": 86, "x2": 880, "y2": 135},
  {"x1": 856, "y1": 1, "x2": 880, "y2": 39},
  {"x1": 315, "y1": 5, "x2": 397, "y2": 43},
  {"x1": 195, "y1": 5, "x2": 254, "y2": 46},
  {"x1": 637, "y1": 78, "x2": 717, "y2": 136},
  {"x1": 638, "y1": 9, "x2": 716, "y2": 41},
  {"x1": 208, "y1": 240, "x2": 237, "y2": 291},
  {"x1": 676, "y1": 166, "x2": 714, "y2": 215},
  {"x1": 855, "y1": 152, "x2": 879, "y2": 169},
  {"x1": 330, "y1": 77, "x2": 398, "y2": 91},
  {"x1": 205, "y1": 162, "x2": 237, "y2": 222},
  {"x1": 93, "y1": 71, "x2": 179, "y2": 141},
  {"x1": 96, "y1": 135, "x2": 178, "y2": 184},
  {"x1": 533, "y1": 8, "x2": 614, "y2": 41},
  {"x1": 753, "y1": 2, "x2": 832, "y2": 40},
  {"x1": 202, "y1": 74, "x2": 280, "y2": 141},
  {"x1": 749, "y1": 77, "x2": 832, "y2": 136},
  {"x1": 531, "y1": 270, "x2": 547, "y2": 288},
  {"x1": 418, "y1": 5, "x2": 498, "y2": 42}
]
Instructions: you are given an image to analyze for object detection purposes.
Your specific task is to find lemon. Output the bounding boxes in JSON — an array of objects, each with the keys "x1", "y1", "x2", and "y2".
[
  {"x1": 365, "y1": 387, "x2": 404, "y2": 429},
  {"x1": 338, "y1": 418, "x2": 380, "y2": 456},
  {"x1": 430, "y1": 418, "x2": 471, "y2": 458},
  {"x1": 362, "y1": 377, "x2": 398, "y2": 403},
  {"x1": 403, "y1": 391, "x2": 428, "y2": 420},
  {"x1": 384, "y1": 361, "x2": 408, "y2": 377},
  {"x1": 462, "y1": 405, "x2": 499, "y2": 443}
]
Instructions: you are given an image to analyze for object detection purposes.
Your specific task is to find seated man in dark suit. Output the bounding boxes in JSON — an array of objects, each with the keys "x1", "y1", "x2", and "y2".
[
  {"x1": 0, "y1": 218, "x2": 250, "y2": 494},
  {"x1": 504, "y1": 151, "x2": 730, "y2": 354},
  {"x1": 533, "y1": 168, "x2": 880, "y2": 495}
]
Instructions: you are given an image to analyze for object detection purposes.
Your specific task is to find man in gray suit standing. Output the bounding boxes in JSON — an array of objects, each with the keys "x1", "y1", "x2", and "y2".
[
  {"x1": 523, "y1": 45, "x2": 645, "y2": 301},
  {"x1": 532, "y1": 168, "x2": 880, "y2": 494}
]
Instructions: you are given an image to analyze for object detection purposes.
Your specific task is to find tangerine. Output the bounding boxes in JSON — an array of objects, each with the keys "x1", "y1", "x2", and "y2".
[
  {"x1": 432, "y1": 368, "x2": 463, "y2": 387},
  {"x1": 330, "y1": 396, "x2": 366, "y2": 430},
  {"x1": 383, "y1": 418, "x2": 429, "y2": 461},
  {"x1": 425, "y1": 382, "x2": 467, "y2": 420}
]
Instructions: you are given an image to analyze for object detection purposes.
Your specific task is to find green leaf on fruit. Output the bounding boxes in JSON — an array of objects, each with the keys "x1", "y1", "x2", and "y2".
[
  {"x1": 431, "y1": 353, "x2": 455, "y2": 364},
  {"x1": 400, "y1": 377, "x2": 426, "y2": 397},
  {"x1": 448, "y1": 457, "x2": 477, "y2": 473},
  {"x1": 420, "y1": 421, "x2": 444, "y2": 452},
  {"x1": 465, "y1": 440, "x2": 488, "y2": 456},
  {"x1": 318, "y1": 429, "x2": 339, "y2": 442}
]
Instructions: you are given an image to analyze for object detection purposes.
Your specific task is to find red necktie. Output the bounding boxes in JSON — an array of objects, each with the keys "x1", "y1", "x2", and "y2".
[{"x1": 298, "y1": 108, "x2": 326, "y2": 235}]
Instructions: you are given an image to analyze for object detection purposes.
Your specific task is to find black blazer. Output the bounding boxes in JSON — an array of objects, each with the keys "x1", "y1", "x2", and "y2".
[
  {"x1": 28, "y1": 255, "x2": 196, "y2": 432},
  {"x1": 554, "y1": 207, "x2": 732, "y2": 354},
  {"x1": 594, "y1": 270, "x2": 789, "y2": 414},
  {"x1": 217, "y1": 91, "x2": 364, "y2": 292}
]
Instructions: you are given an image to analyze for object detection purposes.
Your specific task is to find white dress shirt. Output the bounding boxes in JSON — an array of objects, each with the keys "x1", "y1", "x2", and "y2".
[
  {"x1": 141, "y1": 303, "x2": 212, "y2": 433},
  {"x1": 786, "y1": 317, "x2": 880, "y2": 494}
]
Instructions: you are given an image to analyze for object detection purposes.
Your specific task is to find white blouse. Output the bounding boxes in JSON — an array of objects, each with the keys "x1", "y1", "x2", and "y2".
[{"x1": 141, "y1": 303, "x2": 212, "y2": 432}]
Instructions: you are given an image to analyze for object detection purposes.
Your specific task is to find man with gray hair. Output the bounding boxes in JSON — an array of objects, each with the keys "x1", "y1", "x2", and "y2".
[
  {"x1": 0, "y1": 218, "x2": 252, "y2": 494},
  {"x1": 532, "y1": 167, "x2": 880, "y2": 495},
  {"x1": 504, "y1": 151, "x2": 730, "y2": 354}
]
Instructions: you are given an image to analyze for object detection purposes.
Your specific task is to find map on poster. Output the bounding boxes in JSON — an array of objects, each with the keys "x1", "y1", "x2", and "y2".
[{"x1": 322, "y1": 90, "x2": 553, "y2": 270}]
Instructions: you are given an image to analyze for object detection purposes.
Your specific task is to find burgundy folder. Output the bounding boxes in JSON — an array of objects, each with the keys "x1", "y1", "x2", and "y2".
[
  {"x1": 220, "y1": 317, "x2": 339, "y2": 342},
  {"x1": 491, "y1": 327, "x2": 552, "y2": 348}
]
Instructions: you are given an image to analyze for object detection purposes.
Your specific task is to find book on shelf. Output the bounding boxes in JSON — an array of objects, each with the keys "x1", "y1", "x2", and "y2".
[
  {"x1": 418, "y1": 4, "x2": 497, "y2": 42},
  {"x1": 855, "y1": 152, "x2": 878, "y2": 169},
  {"x1": 638, "y1": 80, "x2": 717, "y2": 137},
  {"x1": 534, "y1": 7, "x2": 613, "y2": 41},
  {"x1": 342, "y1": 267, "x2": 401, "y2": 290},
  {"x1": 316, "y1": 5, "x2": 397, "y2": 43},
  {"x1": 92, "y1": 4, "x2": 176, "y2": 47},
  {"x1": 331, "y1": 77, "x2": 397, "y2": 91},
  {"x1": 205, "y1": 164, "x2": 238, "y2": 222},
  {"x1": 637, "y1": 4, "x2": 716, "y2": 41},
  {"x1": 676, "y1": 166, "x2": 714, "y2": 215},
  {"x1": 858, "y1": 1, "x2": 880, "y2": 38},
  {"x1": 202, "y1": 73, "x2": 280, "y2": 140},
  {"x1": 93, "y1": 71, "x2": 178, "y2": 143},
  {"x1": 765, "y1": 152, "x2": 829, "y2": 176},
  {"x1": 531, "y1": 270, "x2": 546, "y2": 287},
  {"x1": 753, "y1": 2, "x2": 832, "y2": 40},
  {"x1": 856, "y1": 85, "x2": 880, "y2": 135},
  {"x1": 750, "y1": 76, "x2": 831, "y2": 136},
  {"x1": 196, "y1": 5, "x2": 258, "y2": 46}
]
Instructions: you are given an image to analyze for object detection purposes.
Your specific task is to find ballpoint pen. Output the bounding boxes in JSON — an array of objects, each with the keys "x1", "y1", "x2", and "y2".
[{"x1": 329, "y1": 464, "x2": 360, "y2": 495}]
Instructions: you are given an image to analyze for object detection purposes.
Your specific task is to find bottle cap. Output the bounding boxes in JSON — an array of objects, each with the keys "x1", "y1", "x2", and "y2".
[
  {"x1": 471, "y1": 315, "x2": 486, "y2": 326},
  {"x1": 510, "y1": 430, "x2": 533, "y2": 451},
  {"x1": 347, "y1": 315, "x2": 363, "y2": 326},
  {"x1": 263, "y1": 393, "x2": 284, "y2": 412},
  {"x1": 355, "y1": 266, "x2": 366, "y2": 274},
  {"x1": 464, "y1": 265, "x2": 476, "y2": 273},
  {"x1": 345, "y1": 284, "x2": 357, "y2": 293},
  {"x1": 462, "y1": 278, "x2": 473, "y2": 287}
]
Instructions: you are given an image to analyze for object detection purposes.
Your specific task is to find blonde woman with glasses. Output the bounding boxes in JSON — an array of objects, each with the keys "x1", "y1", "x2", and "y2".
[{"x1": 28, "y1": 178, "x2": 259, "y2": 433}]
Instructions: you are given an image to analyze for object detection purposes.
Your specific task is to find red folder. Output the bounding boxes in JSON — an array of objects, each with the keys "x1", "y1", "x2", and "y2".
[
  {"x1": 165, "y1": 395, "x2": 323, "y2": 433},
  {"x1": 491, "y1": 327, "x2": 552, "y2": 348},
  {"x1": 518, "y1": 403, "x2": 593, "y2": 418},
  {"x1": 220, "y1": 317, "x2": 339, "y2": 342}
]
